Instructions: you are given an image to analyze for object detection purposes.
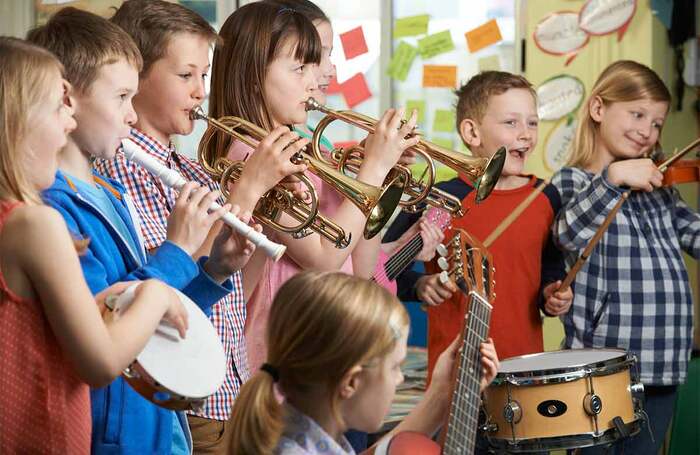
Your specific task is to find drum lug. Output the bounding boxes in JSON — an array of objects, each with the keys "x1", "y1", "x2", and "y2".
[
  {"x1": 583, "y1": 393, "x2": 603, "y2": 416},
  {"x1": 503, "y1": 401, "x2": 522, "y2": 424},
  {"x1": 480, "y1": 422, "x2": 498, "y2": 433},
  {"x1": 629, "y1": 382, "x2": 644, "y2": 395}
]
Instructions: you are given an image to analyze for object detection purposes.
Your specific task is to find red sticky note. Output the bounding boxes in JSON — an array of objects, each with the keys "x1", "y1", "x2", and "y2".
[
  {"x1": 340, "y1": 73, "x2": 372, "y2": 109},
  {"x1": 326, "y1": 74, "x2": 342, "y2": 94},
  {"x1": 340, "y1": 26, "x2": 369, "y2": 60}
]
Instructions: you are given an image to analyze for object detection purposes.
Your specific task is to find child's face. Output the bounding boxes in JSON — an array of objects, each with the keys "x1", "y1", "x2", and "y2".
[
  {"x1": 464, "y1": 88, "x2": 539, "y2": 178},
  {"x1": 310, "y1": 20, "x2": 336, "y2": 105},
  {"x1": 345, "y1": 329, "x2": 408, "y2": 433},
  {"x1": 135, "y1": 32, "x2": 210, "y2": 139},
  {"x1": 71, "y1": 59, "x2": 138, "y2": 160},
  {"x1": 24, "y1": 72, "x2": 76, "y2": 190},
  {"x1": 264, "y1": 39, "x2": 318, "y2": 127},
  {"x1": 593, "y1": 98, "x2": 668, "y2": 161}
]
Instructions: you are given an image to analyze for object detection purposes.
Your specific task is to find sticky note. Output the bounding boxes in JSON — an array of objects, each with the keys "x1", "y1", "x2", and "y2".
[
  {"x1": 431, "y1": 137, "x2": 453, "y2": 150},
  {"x1": 394, "y1": 14, "x2": 429, "y2": 38},
  {"x1": 418, "y1": 30, "x2": 455, "y2": 59},
  {"x1": 340, "y1": 26, "x2": 369, "y2": 60},
  {"x1": 405, "y1": 100, "x2": 425, "y2": 124},
  {"x1": 340, "y1": 73, "x2": 372, "y2": 109},
  {"x1": 422, "y1": 65, "x2": 457, "y2": 88},
  {"x1": 433, "y1": 109, "x2": 456, "y2": 133},
  {"x1": 478, "y1": 55, "x2": 501, "y2": 72},
  {"x1": 387, "y1": 41, "x2": 418, "y2": 81},
  {"x1": 465, "y1": 19, "x2": 503, "y2": 53}
]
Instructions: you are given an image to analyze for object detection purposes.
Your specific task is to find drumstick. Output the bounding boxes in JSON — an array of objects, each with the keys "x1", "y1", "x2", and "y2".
[
  {"x1": 558, "y1": 192, "x2": 629, "y2": 290},
  {"x1": 121, "y1": 139, "x2": 287, "y2": 261},
  {"x1": 483, "y1": 179, "x2": 549, "y2": 248}
]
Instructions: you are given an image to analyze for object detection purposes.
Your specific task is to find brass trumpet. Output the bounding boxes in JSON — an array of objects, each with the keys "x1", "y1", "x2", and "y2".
[
  {"x1": 191, "y1": 107, "x2": 404, "y2": 247},
  {"x1": 305, "y1": 97, "x2": 506, "y2": 216}
]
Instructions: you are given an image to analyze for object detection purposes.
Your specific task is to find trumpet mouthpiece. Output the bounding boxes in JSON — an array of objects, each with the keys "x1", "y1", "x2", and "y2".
[
  {"x1": 305, "y1": 97, "x2": 322, "y2": 112},
  {"x1": 189, "y1": 106, "x2": 205, "y2": 121}
]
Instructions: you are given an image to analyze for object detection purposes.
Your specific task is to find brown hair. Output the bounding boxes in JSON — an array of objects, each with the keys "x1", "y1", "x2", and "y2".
[
  {"x1": 229, "y1": 272, "x2": 409, "y2": 455},
  {"x1": 265, "y1": 0, "x2": 330, "y2": 25},
  {"x1": 0, "y1": 37, "x2": 64, "y2": 205},
  {"x1": 110, "y1": 0, "x2": 219, "y2": 76},
  {"x1": 455, "y1": 71, "x2": 536, "y2": 129},
  {"x1": 26, "y1": 7, "x2": 142, "y2": 94},
  {"x1": 207, "y1": 2, "x2": 321, "y2": 159},
  {"x1": 567, "y1": 60, "x2": 671, "y2": 168}
]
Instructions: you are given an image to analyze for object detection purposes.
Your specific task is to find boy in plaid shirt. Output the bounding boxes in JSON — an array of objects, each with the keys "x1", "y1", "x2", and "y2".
[{"x1": 551, "y1": 60, "x2": 697, "y2": 454}]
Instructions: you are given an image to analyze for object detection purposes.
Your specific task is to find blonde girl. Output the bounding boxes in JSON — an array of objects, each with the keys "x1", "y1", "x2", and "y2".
[
  {"x1": 209, "y1": 2, "x2": 418, "y2": 372},
  {"x1": 552, "y1": 60, "x2": 693, "y2": 454},
  {"x1": 0, "y1": 37, "x2": 186, "y2": 453},
  {"x1": 230, "y1": 271, "x2": 499, "y2": 454}
]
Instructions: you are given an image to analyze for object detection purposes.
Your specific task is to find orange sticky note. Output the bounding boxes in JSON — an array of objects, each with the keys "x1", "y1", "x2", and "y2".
[
  {"x1": 465, "y1": 19, "x2": 502, "y2": 53},
  {"x1": 326, "y1": 74, "x2": 342, "y2": 94},
  {"x1": 422, "y1": 65, "x2": 457, "y2": 88},
  {"x1": 340, "y1": 73, "x2": 372, "y2": 108},
  {"x1": 340, "y1": 26, "x2": 369, "y2": 60}
]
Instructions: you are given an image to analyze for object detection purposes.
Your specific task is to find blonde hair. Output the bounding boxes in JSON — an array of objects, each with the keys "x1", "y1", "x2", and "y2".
[
  {"x1": 567, "y1": 60, "x2": 671, "y2": 168},
  {"x1": 26, "y1": 7, "x2": 142, "y2": 94},
  {"x1": 230, "y1": 272, "x2": 409, "y2": 455},
  {"x1": 0, "y1": 37, "x2": 64, "y2": 204}
]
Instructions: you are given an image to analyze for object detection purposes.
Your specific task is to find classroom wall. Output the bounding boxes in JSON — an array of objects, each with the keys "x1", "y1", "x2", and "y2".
[{"x1": 524, "y1": 0, "x2": 700, "y2": 350}]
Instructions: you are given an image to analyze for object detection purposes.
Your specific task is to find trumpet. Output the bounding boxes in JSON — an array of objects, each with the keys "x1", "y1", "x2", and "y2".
[
  {"x1": 305, "y1": 97, "x2": 506, "y2": 216},
  {"x1": 191, "y1": 107, "x2": 404, "y2": 247}
]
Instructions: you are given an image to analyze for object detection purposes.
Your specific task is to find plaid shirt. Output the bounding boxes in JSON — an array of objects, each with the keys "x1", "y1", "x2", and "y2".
[
  {"x1": 551, "y1": 166, "x2": 698, "y2": 385},
  {"x1": 95, "y1": 128, "x2": 250, "y2": 420}
]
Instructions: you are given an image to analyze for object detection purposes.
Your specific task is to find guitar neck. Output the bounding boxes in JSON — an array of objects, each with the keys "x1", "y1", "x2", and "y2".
[
  {"x1": 442, "y1": 291, "x2": 492, "y2": 455},
  {"x1": 374, "y1": 234, "x2": 424, "y2": 282}
]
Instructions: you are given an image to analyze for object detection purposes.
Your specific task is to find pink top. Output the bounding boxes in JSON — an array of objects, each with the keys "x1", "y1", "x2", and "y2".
[
  {"x1": 0, "y1": 201, "x2": 91, "y2": 453},
  {"x1": 228, "y1": 141, "x2": 354, "y2": 371}
]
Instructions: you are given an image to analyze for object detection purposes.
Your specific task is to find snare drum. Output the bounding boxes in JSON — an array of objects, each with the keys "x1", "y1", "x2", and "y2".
[
  {"x1": 110, "y1": 284, "x2": 227, "y2": 411},
  {"x1": 483, "y1": 349, "x2": 643, "y2": 453}
]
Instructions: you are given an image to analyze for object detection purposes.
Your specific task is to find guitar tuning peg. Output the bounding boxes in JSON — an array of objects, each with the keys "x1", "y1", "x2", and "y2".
[
  {"x1": 437, "y1": 256, "x2": 450, "y2": 271},
  {"x1": 436, "y1": 243, "x2": 449, "y2": 257},
  {"x1": 438, "y1": 271, "x2": 451, "y2": 285}
]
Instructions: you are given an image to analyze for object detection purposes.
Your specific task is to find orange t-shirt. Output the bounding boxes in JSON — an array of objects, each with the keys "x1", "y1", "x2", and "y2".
[
  {"x1": 0, "y1": 201, "x2": 91, "y2": 453},
  {"x1": 426, "y1": 175, "x2": 561, "y2": 373}
]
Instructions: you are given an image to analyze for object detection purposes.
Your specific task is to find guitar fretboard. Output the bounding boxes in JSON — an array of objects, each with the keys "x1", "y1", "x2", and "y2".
[{"x1": 443, "y1": 291, "x2": 492, "y2": 454}]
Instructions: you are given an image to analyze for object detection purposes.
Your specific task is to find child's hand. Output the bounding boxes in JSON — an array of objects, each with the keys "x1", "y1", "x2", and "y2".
[
  {"x1": 416, "y1": 273, "x2": 457, "y2": 307},
  {"x1": 543, "y1": 281, "x2": 573, "y2": 316},
  {"x1": 479, "y1": 338, "x2": 500, "y2": 392},
  {"x1": 95, "y1": 281, "x2": 137, "y2": 316},
  {"x1": 426, "y1": 335, "x2": 460, "y2": 410},
  {"x1": 204, "y1": 207, "x2": 260, "y2": 282},
  {"x1": 238, "y1": 126, "x2": 309, "y2": 197},
  {"x1": 166, "y1": 182, "x2": 231, "y2": 255},
  {"x1": 361, "y1": 108, "x2": 420, "y2": 178},
  {"x1": 136, "y1": 280, "x2": 189, "y2": 339},
  {"x1": 607, "y1": 158, "x2": 663, "y2": 192},
  {"x1": 415, "y1": 218, "x2": 445, "y2": 262}
]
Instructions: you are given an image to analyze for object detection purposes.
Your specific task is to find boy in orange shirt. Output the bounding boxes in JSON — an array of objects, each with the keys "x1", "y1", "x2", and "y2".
[{"x1": 385, "y1": 71, "x2": 573, "y2": 371}]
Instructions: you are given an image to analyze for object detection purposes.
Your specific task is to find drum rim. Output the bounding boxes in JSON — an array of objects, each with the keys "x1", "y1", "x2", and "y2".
[
  {"x1": 486, "y1": 415, "x2": 642, "y2": 452},
  {"x1": 492, "y1": 348, "x2": 635, "y2": 386}
]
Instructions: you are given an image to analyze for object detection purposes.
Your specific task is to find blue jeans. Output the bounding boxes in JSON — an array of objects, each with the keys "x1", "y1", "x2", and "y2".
[{"x1": 572, "y1": 385, "x2": 678, "y2": 455}]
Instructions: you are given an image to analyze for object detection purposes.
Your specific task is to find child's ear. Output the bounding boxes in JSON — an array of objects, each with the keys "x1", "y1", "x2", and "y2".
[
  {"x1": 459, "y1": 118, "x2": 481, "y2": 148},
  {"x1": 589, "y1": 96, "x2": 604, "y2": 122},
  {"x1": 338, "y1": 365, "x2": 363, "y2": 400}
]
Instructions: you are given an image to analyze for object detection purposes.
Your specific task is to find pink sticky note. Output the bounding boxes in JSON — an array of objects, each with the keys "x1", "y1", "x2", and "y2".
[
  {"x1": 340, "y1": 73, "x2": 372, "y2": 109},
  {"x1": 340, "y1": 26, "x2": 369, "y2": 60}
]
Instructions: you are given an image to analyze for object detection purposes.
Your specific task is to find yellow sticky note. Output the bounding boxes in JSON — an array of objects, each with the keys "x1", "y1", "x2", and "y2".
[
  {"x1": 417, "y1": 30, "x2": 455, "y2": 59},
  {"x1": 422, "y1": 65, "x2": 458, "y2": 88},
  {"x1": 433, "y1": 109, "x2": 456, "y2": 133},
  {"x1": 405, "y1": 100, "x2": 425, "y2": 124},
  {"x1": 465, "y1": 19, "x2": 503, "y2": 53},
  {"x1": 478, "y1": 55, "x2": 501, "y2": 72},
  {"x1": 394, "y1": 14, "x2": 429, "y2": 38},
  {"x1": 387, "y1": 41, "x2": 418, "y2": 81}
]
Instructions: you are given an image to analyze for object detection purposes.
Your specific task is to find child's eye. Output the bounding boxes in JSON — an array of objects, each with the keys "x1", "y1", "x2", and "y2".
[
  {"x1": 202, "y1": 73, "x2": 209, "y2": 81},
  {"x1": 504, "y1": 120, "x2": 516, "y2": 126},
  {"x1": 179, "y1": 73, "x2": 192, "y2": 80},
  {"x1": 294, "y1": 65, "x2": 305, "y2": 73},
  {"x1": 652, "y1": 121, "x2": 663, "y2": 129},
  {"x1": 631, "y1": 111, "x2": 643, "y2": 119},
  {"x1": 528, "y1": 120, "x2": 539, "y2": 128}
]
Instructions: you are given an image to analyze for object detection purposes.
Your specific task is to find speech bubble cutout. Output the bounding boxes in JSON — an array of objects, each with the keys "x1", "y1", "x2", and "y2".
[
  {"x1": 534, "y1": 11, "x2": 589, "y2": 56},
  {"x1": 537, "y1": 75, "x2": 585, "y2": 121},
  {"x1": 579, "y1": 0, "x2": 636, "y2": 40},
  {"x1": 544, "y1": 116, "x2": 578, "y2": 172}
]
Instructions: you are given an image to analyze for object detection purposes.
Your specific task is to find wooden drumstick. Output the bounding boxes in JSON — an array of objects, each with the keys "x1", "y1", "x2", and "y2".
[
  {"x1": 558, "y1": 191, "x2": 629, "y2": 290},
  {"x1": 483, "y1": 179, "x2": 549, "y2": 248}
]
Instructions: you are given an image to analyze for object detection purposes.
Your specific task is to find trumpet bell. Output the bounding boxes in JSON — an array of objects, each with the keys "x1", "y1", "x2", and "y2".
[
  {"x1": 365, "y1": 176, "x2": 405, "y2": 238},
  {"x1": 474, "y1": 146, "x2": 507, "y2": 204}
]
